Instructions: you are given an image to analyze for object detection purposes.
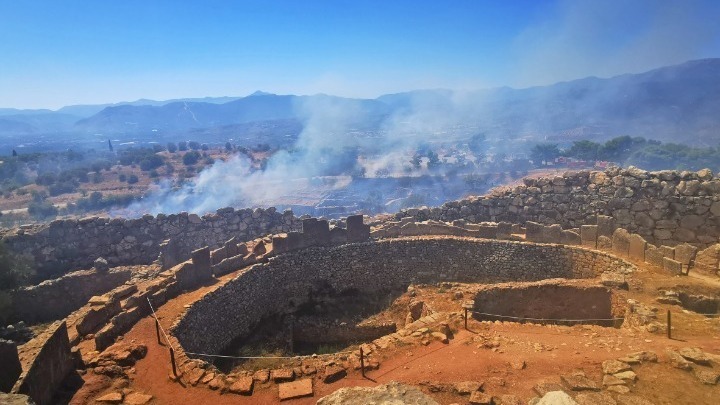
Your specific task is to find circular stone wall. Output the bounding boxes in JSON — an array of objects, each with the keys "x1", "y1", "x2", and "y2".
[{"x1": 172, "y1": 236, "x2": 634, "y2": 356}]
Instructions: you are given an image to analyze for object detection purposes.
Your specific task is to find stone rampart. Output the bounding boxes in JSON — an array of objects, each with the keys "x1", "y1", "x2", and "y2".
[
  {"x1": 172, "y1": 237, "x2": 634, "y2": 356},
  {"x1": 2, "y1": 207, "x2": 302, "y2": 279},
  {"x1": 395, "y1": 167, "x2": 720, "y2": 248},
  {"x1": 10, "y1": 268, "x2": 131, "y2": 324}
]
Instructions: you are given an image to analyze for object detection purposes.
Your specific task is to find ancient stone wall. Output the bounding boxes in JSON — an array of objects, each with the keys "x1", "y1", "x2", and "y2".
[
  {"x1": 12, "y1": 321, "x2": 73, "y2": 405},
  {"x1": 2, "y1": 207, "x2": 302, "y2": 279},
  {"x1": 395, "y1": 167, "x2": 720, "y2": 248},
  {"x1": 471, "y1": 279, "x2": 618, "y2": 325},
  {"x1": 173, "y1": 237, "x2": 633, "y2": 356},
  {"x1": 10, "y1": 268, "x2": 131, "y2": 324}
]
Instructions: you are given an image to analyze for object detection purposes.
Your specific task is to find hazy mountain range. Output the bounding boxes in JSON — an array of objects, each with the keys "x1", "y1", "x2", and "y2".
[{"x1": 2, "y1": 59, "x2": 720, "y2": 148}]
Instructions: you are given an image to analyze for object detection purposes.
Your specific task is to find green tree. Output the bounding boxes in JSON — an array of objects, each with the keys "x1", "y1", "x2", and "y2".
[
  {"x1": 183, "y1": 151, "x2": 201, "y2": 165},
  {"x1": 167, "y1": 142, "x2": 178, "y2": 153},
  {"x1": 530, "y1": 143, "x2": 561, "y2": 165}
]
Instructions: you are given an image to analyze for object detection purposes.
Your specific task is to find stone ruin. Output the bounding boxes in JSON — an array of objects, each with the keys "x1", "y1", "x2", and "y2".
[{"x1": 0, "y1": 167, "x2": 719, "y2": 403}]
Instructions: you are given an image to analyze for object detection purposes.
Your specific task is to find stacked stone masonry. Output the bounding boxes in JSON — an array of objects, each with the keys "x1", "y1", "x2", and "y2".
[
  {"x1": 1, "y1": 207, "x2": 302, "y2": 279},
  {"x1": 172, "y1": 237, "x2": 634, "y2": 357},
  {"x1": 395, "y1": 167, "x2": 720, "y2": 249}
]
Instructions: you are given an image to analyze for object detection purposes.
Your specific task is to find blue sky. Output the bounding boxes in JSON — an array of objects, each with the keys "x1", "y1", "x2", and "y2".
[{"x1": 1, "y1": 0, "x2": 719, "y2": 109}]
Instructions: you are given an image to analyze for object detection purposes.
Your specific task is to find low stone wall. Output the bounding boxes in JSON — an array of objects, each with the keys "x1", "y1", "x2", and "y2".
[
  {"x1": 472, "y1": 279, "x2": 621, "y2": 326},
  {"x1": 293, "y1": 322, "x2": 397, "y2": 345},
  {"x1": 173, "y1": 237, "x2": 634, "y2": 356},
  {"x1": 395, "y1": 167, "x2": 720, "y2": 248},
  {"x1": 12, "y1": 321, "x2": 73, "y2": 405},
  {"x1": 10, "y1": 268, "x2": 131, "y2": 324},
  {"x1": 2, "y1": 207, "x2": 302, "y2": 279}
]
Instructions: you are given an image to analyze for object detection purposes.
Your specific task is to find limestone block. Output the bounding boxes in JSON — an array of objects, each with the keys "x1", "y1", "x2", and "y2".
[
  {"x1": 191, "y1": 247, "x2": 212, "y2": 283},
  {"x1": 659, "y1": 245, "x2": 675, "y2": 259},
  {"x1": 597, "y1": 236, "x2": 612, "y2": 249},
  {"x1": 693, "y1": 244, "x2": 720, "y2": 275},
  {"x1": 663, "y1": 257, "x2": 683, "y2": 275},
  {"x1": 543, "y1": 224, "x2": 562, "y2": 243},
  {"x1": 302, "y1": 218, "x2": 330, "y2": 246},
  {"x1": 561, "y1": 230, "x2": 581, "y2": 245},
  {"x1": 644, "y1": 246, "x2": 664, "y2": 268},
  {"x1": 526, "y1": 221, "x2": 545, "y2": 243},
  {"x1": 596, "y1": 215, "x2": 616, "y2": 237},
  {"x1": 497, "y1": 222, "x2": 512, "y2": 239},
  {"x1": 612, "y1": 229, "x2": 631, "y2": 257},
  {"x1": 674, "y1": 243, "x2": 698, "y2": 265},
  {"x1": 628, "y1": 234, "x2": 647, "y2": 262},
  {"x1": 346, "y1": 214, "x2": 370, "y2": 242},
  {"x1": 329, "y1": 227, "x2": 348, "y2": 244},
  {"x1": 0, "y1": 339, "x2": 22, "y2": 392},
  {"x1": 272, "y1": 235, "x2": 288, "y2": 254},
  {"x1": 580, "y1": 225, "x2": 598, "y2": 248}
]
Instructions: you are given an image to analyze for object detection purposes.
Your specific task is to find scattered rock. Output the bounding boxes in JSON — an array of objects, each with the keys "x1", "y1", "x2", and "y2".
[
  {"x1": 605, "y1": 385, "x2": 631, "y2": 394},
  {"x1": 561, "y1": 374, "x2": 600, "y2": 391},
  {"x1": 678, "y1": 347, "x2": 711, "y2": 365},
  {"x1": 278, "y1": 378, "x2": 313, "y2": 401},
  {"x1": 510, "y1": 360, "x2": 526, "y2": 370},
  {"x1": 94, "y1": 257, "x2": 110, "y2": 273},
  {"x1": 96, "y1": 392, "x2": 123, "y2": 404},
  {"x1": 575, "y1": 392, "x2": 617, "y2": 405},
  {"x1": 469, "y1": 391, "x2": 493, "y2": 405},
  {"x1": 602, "y1": 360, "x2": 631, "y2": 375},
  {"x1": 666, "y1": 350, "x2": 692, "y2": 370},
  {"x1": 613, "y1": 371, "x2": 637, "y2": 382},
  {"x1": 322, "y1": 365, "x2": 347, "y2": 383},
  {"x1": 618, "y1": 351, "x2": 657, "y2": 364},
  {"x1": 693, "y1": 368, "x2": 720, "y2": 385},
  {"x1": 0, "y1": 393, "x2": 34, "y2": 405},
  {"x1": 123, "y1": 392, "x2": 153, "y2": 405},
  {"x1": 534, "y1": 382, "x2": 566, "y2": 396},
  {"x1": 317, "y1": 381, "x2": 438, "y2": 405},
  {"x1": 536, "y1": 391, "x2": 578, "y2": 405},
  {"x1": 253, "y1": 369, "x2": 270, "y2": 383},
  {"x1": 616, "y1": 395, "x2": 654, "y2": 405},
  {"x1": 229, "y1": 376, "x2": 254, "y2": 395},
  {"x1": 454, "y1": 381, "x2": 484, "y2": 395},
  {"x1": 495, "y1": 394, "x2": 523, "y2": 405},
  {"x1": 271, "y1": 368, "x2": 294, "y2": 383},
  {"x1": 602, "y1": 375, "x2": 626, "y2": 386},
  {"x1": 430, "y1": 332, "x2": 448, "y2": 343}
]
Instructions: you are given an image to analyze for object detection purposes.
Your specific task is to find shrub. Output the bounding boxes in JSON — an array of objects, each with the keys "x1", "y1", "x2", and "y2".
[
  {"x1": 127, "y1": 174, "x2": 139, "y2": 184},
  {"x1": 167, "y1": 142, "x2": 178, "y2": 153},
  {"x1": 118, "y1": 173, "x2": 127, "y2": 182},
  {"x1": 28, "y1": 200, "x2": 58, "y2": 218},
  {"x1": 183, "y1": 151, "x2": 201, "y2": 165},
  {"x1": 178, "y1": 141, "x2": 188, "y2": 151}
]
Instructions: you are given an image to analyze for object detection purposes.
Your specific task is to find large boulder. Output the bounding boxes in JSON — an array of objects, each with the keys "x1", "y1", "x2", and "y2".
[{"x1": 318, "y1": 382, "x2": 439, "y2": 405}]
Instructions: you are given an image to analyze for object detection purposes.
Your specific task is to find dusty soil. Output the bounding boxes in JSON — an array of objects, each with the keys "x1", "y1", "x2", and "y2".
[{"x1": 68, "y1": 255, "x2": 720, "y2": 405}]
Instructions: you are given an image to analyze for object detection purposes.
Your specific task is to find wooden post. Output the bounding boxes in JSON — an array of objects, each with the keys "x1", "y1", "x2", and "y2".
[
  {"x1": 155, "y1": 318, "x2": 162, "y2": 345},
  {"x1": 464, "y1": 307, "x2": 468, "y2": 330},
  {"x1": 360, "y1": 347, "x2": 365, "y2": 378},
  {"x1": 667, "y1": 310, "x2": 672, "y2": 339},
  {"x1": 170, "y1": 347, "x2": 178, "y2": 377}
]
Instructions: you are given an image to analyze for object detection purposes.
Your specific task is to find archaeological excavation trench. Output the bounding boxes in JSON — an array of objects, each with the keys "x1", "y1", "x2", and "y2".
[{"x1": 171, "y1": 236, "x2": 634, "y2": 370}]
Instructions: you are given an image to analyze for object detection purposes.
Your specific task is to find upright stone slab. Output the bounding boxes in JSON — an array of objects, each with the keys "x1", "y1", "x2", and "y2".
[
  {"x1": 329, "y1": 227, "x2": 348, "y2": 244},
  {"x1": 580, "y1": 225, "x2": 598, "y2": 248},
  {"x1": 596, "y1": 215, "x2": 616, "y2": 237},
  {"x1": 663, "y1": 257, "x2": 683, "y2": 275},
  {"x1": 597, "y1": 236, "x2": 612, "y2": 249},
  {"x1": 644, "y1": 246, "x2": 664, "y2": 268},
  {"x1": 496, "y1": 222, "x2": 512, "y2": 240},
  {"x1": 692, "y1": 244, "x2": 720, "y2": 276},
  {"x1": 628, "y1": 234, "x2": 647, "y2": 262},
  {"x1": 272, "y1": 235, "x2": 288, "y2": 254},
  {"x1": 659, "y1": 245, "x2": 675, "y2": 259},
  {"x1": 191, "y1": 247, "x2": 212, "y2": 283},
  {"x1": 285, "y1": 232, "x2": 305, "y2": 251},
  {"x1": 674, "y1": 243, "x2": 698, "y2": 265},
  {"x1": 12, "y1": 321, "x2": 73, "y2": 405},
  {"x1": 302, "y1": 218, "x2": 331, "y2": 246},
  {"x1": 174, "y1": 261, "x2": 197, "y2": 290},
  {"x1": 525, "y1": 221, "x2": 544, "y2": 243},
  {"x1": 346, "y1": 215, "x2": 370, "y2": 242},
  {"x1": 542, "y1": 224, "x2": 562, "y2": 244},
  {"x1": 0, "y1": 339, "x2": 22, "y2": 392},
  {"x1": 224, "y1": 237, "x2": 239, "y2": 257},
  {"x1": 612, "y1": 229, "x2": 631, "y2": 257},
  {"x1": 561, "y1": 230, "x2": 581, "y2": 245}
]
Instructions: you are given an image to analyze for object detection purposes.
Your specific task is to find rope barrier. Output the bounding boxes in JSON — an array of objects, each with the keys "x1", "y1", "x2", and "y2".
[
  {"x1": 469, "y1": 310, "x2": 625, "y2": 323},
  {"x1": 147, "y1": 297, "x2": 174, "y2": 348}
]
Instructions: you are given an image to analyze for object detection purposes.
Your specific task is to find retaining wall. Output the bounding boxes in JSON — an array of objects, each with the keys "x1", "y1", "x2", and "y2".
[
  {"x1": 173, "y1": 236, "x2": 634, "y2": 356},
  {"x1": 2, "y1": 207, "x2": 301, "y2": 279},
  {"x1": 395, "y1": 167, "x2": 720, "y2": 248},
  {"x1": 10, "y1": 268, "x2": 132, "y2": 324}
]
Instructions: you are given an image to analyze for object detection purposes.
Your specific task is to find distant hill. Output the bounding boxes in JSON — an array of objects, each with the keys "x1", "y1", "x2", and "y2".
[{"x1": 2, "y1": 59, "x2": 720, "y2": 146}]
